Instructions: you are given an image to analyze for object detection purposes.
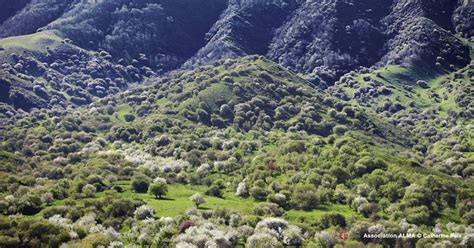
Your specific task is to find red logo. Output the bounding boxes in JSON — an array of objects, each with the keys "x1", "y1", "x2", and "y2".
[{"x1": 335, "y1": 227, "x2": 353, "y2": 240}]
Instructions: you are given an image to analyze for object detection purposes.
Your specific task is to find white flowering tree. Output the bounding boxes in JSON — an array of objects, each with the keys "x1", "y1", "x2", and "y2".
[
  {"x1": 235, "y1": 181, "x2": 248, "y2": 197},
  {"x1": 189, "y1": 193, "x2": 206, "y2": 208},
  {"x1": 247, "y1": 232, "x2": 282, "y2": 248},
  {"x1": 134, "y1": 205, "x2": 155, "y2": 220}
]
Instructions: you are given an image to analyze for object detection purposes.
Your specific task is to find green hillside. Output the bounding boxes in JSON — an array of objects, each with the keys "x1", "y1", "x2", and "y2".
[
  {"x1": 0, "y1": 56, "x2": 472, "y2": 247},
  {"x1": 0, "y1": 1, "x2": 472, "y2": 247}
]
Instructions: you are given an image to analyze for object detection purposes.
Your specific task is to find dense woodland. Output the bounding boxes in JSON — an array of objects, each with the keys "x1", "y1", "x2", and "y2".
[{"x1": 0, "y1": 0, "x2": 472, "y2": 247}]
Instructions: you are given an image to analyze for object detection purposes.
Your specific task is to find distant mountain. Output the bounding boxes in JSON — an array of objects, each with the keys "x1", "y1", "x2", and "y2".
[
  {"x1": 0, "y1": 0, "x2": 30, "y2": 25},
  {"x1": 0, "y1": 0, "x2": 471, "y2": 79},
  {"x1": 188, "y1": 0, "x2": 471, "y2": 79},
  {"x1": 0, "y1": 0, "x2": 75, "y2": 38}
]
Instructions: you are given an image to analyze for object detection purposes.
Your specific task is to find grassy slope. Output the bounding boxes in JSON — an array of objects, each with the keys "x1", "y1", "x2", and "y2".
[
  {"x1": 0, "y1": 30, "x2": 63, "y2": 50},
  {"x1": 44, "y1": 180, "x2": 359, "y2": 226},
  {"x1": 0, "y1": 30, "x2": 84, "y2": 63},
  {"x1": 103, "y1": 182, "x2": 256, "y2": 217}
]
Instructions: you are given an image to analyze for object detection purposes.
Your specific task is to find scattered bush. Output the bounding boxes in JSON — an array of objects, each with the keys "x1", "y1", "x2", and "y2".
[{"x1": 131, "y1": 175, "x2": 150, "y2": 193}]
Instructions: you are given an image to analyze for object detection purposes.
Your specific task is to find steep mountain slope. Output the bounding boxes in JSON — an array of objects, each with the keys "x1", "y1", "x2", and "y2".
[
  {"x1": 381, "y1": 0, "x2": 470, "y2": 69},
  {"x1": 0, "y1": 0, "x2": 75, "y2": 38},
  {"x1": 267, "y1": 0, "x2": 390, "y2": 76},
  {"x1": 188, "y1": 0, "x2": 471, "y2": 80},
  {"x1": 183, "y1": 0, "x2": 298, "y2": 68},
  {"x1": 0, "y1": 0, "x2": 228, "y2": 72},
  {"x1": 0, "y1": 0, "x2": 30, "y2": 25},
  {"x1": 44, "y1": 0, "x2": 228, "y2": 72},
  {"x1": 0, "y1": 0, "x2": 470, "y2": 81},
  {"x1": 0, "y1": 30, "x2": 150, "y2": 113}
]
